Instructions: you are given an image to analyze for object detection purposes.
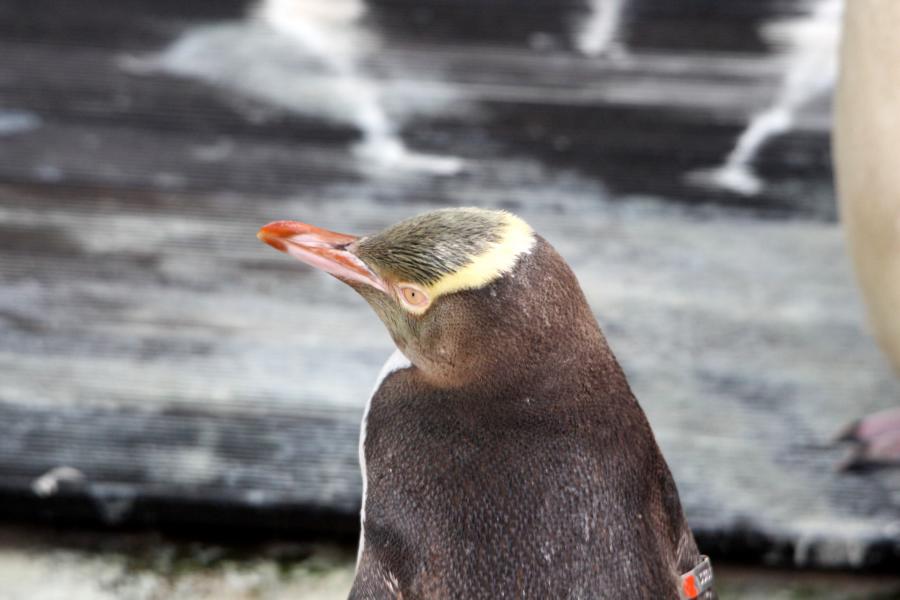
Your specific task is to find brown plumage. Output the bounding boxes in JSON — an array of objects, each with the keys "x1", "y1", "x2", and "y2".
[{"x1": 258, "y1": 208, "x2": 713, "y2": 599}]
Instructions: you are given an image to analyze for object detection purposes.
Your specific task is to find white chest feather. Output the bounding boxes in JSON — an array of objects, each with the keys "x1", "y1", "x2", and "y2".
[{"x1": 356, "y1": 349, "x2": 412, "y2": 570}]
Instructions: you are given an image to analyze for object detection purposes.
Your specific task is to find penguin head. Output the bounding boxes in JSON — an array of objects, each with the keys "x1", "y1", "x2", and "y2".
[{"x1": 258, "y1": 208, "x2": 590, "y2": 387}]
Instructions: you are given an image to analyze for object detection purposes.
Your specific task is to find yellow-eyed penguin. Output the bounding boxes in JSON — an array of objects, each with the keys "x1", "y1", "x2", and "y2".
[
  {"x1": 834, "y1": 1, "x2": 900, "y2": 468},
  {"x1": 258, "y1": 208, "x2": 715, "y2": 599}
]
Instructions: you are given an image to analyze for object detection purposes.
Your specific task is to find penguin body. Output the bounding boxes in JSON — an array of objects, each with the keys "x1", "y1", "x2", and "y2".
[
  {"x1": 258, "y1": 209, "x2": 713, "y2": 599},
  {"x1": 834, "y1": 1, "x2": 900, "y2": 466}
]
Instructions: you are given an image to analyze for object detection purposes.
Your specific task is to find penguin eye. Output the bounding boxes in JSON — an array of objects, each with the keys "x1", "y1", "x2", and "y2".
[{"x1": 398, "y1": 284, "x2": 430, "y2": 310}]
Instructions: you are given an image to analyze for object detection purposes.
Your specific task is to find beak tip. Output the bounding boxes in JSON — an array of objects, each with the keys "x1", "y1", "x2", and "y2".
[{"x1": 257, "y1": 227, "x2": 287, "y2": 252}]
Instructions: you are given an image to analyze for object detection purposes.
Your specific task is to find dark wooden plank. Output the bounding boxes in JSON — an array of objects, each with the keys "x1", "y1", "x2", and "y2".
[
  {"x1": 0, "y1": 0, "x2": 247, "y2": 49},
  {"x1": 0, "y1": 405, "x2": 363, "y2": 539},
  {"x1": 369, "y1": 0, "x2": 805, "y2": 53}
]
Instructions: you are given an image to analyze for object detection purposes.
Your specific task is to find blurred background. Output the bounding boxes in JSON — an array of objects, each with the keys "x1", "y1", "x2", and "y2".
[{"x1": 1, "y1": 0, "x2": 899, "y2": 597}]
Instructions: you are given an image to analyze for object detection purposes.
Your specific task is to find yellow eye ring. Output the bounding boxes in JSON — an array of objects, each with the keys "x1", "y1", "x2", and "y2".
[{"x1": 398, "y1": 284, "x2": 430, "y2": 310}]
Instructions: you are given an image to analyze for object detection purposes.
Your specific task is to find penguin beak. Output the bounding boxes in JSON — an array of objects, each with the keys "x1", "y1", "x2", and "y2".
[{"x1": 257, "y1": 220, "x2": 388, "y2": 293}]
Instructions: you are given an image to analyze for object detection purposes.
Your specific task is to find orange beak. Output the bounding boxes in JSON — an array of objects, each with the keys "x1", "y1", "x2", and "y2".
[{"x1": 257, "y1": 220, "x2": 388, "y2": 293}]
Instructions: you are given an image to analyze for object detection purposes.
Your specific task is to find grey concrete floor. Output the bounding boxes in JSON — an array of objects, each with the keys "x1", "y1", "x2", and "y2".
[{"x1": 1, "y1": 527, "x2": 898, "y2": 600}]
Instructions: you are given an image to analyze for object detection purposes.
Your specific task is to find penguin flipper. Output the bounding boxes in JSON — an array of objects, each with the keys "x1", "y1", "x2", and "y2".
[{"x1": 837, "y1": 407, "x2": 900, "y2": 470}]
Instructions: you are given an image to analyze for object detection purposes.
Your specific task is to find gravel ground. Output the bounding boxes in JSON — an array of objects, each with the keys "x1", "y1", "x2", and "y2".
[{"x1": 1, "y1": 526, "x2": 898, "y2": 600}]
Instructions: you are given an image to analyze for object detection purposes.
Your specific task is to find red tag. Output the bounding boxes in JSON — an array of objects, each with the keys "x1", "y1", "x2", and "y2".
[
  {"x1": 682, "y1": 574, "x2": 699, "y2": 599},
  {"x1": 680, "y1": 556, "x2": 713, "y2": 599}
]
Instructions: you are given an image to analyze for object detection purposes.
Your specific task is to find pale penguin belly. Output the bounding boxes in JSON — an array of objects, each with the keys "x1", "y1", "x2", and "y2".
[{"x1": 835, "y1": 1, "x2": 900, "y2": 373}]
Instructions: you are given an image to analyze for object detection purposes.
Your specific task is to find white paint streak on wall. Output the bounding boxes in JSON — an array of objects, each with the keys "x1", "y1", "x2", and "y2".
[
  {"x1": 577, "y1": 0, "x2": 628, "y2": 58},
  {"x1": 126, "y1": 0, "x2": 465, "y2": 177},
  {"x1": 686, "y1": 0, "x2": 842, "y2": 196},
  {"x1": 0, "y1": 110, "x2": 42, "y2": 136},
  {"x1": 31, "y1": 466, "x2": 86, "y2": 497},
  {"x1": 255, "y1": 0, "x2": 466, "y2": 175}
]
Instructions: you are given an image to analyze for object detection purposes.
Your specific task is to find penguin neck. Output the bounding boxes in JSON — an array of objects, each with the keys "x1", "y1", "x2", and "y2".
[{"x1": 407, "y1": 237, "x2": 621, "y2": 395}]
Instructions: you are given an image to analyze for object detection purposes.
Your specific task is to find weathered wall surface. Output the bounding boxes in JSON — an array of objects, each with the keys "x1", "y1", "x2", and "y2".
[{"x1": 1, "y1": 0, "x2": 898, "y2": 570}]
